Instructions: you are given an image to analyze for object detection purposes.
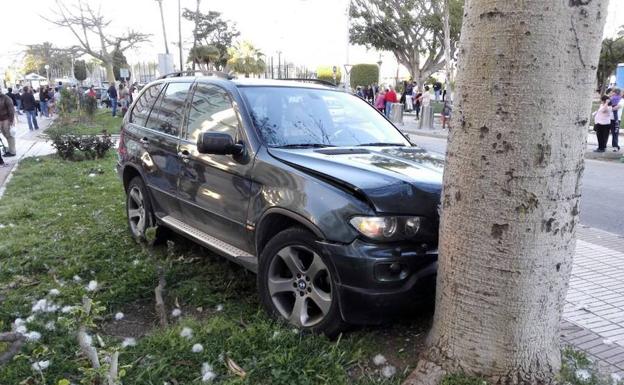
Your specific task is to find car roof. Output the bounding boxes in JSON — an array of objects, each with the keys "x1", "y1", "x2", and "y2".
[{"x1": 155, "y1": 75, "x2": 336, "y2": 90}]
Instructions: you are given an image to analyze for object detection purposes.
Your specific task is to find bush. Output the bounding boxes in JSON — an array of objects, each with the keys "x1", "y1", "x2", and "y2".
[
  {"x1": 350, "y1": 64, "x2": 379, "y2": 89},
  {"x1": 84, "y1": 95, "x2": 98, "y2": 120},
  {"x1": 316, "y1": 65, "x2": 342, "y2": 85},
  {"x1": 49, "y1": 131, "x2": 114, "y2": 161},
  {"x1": 58, "y1": 88, "x2": 77, "y2": 121}
]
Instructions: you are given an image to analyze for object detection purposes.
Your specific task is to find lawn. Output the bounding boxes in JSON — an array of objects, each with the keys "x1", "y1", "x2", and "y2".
[
  {"x1": 48, "y1": 109, "x2": 123, "y2": 136},
  {"x1": 0, "y1": 152, "x2": 429, "y2": 384}
]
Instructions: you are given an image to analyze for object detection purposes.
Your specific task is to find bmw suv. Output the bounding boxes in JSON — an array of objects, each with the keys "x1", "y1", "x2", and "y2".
[{"x1": 116, "y1": 72, "x2": 443, "y2": 336}]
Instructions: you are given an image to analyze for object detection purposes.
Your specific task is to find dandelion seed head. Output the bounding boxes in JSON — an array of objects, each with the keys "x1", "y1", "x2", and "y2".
[
  {"x1": 26, "y1": 331, "x2": 42, "y2": 341},
  {"x1": 192, "y1": 343, "x2": 204, "y2": 353},
  {"x1": 44, "y1": 321, "x2": 55, "y2": 331},
  {"x1": 73, "y1": 275, "x2": 82, "y2": 282},
  {"x1": 114, "y1": 312, "x2": 124, "y2": 321},
  {"x1": 373, "y1": 354, "x2": 387, "y2": 366},
  {"x1": 171, "y1": 308, "x2": 182, "y2": 317},
  {"x1": 180, "y1": 327, "x2": 193, "y2": 339},
  {"x1": 32, "y1": 360, "x2": 50, "y2": 371},
  {"x1": 121, "y1": 337, "x2": 137, "y2": 348},
  {"x1": 215, "y1": 304, "x2": 223, "y2": 312},
  {"x1": 86, "y1": 280, "x2": 98, "y2": 292},
  {"x1": 49, "y1": 289, "x2": 60, "y2": 296},
  {"x1": 381, "y1": 365, "x2": 396, "y2": 378},
  {"x1": 201, "y1": 363, "x2": 216, "y2": 383}
]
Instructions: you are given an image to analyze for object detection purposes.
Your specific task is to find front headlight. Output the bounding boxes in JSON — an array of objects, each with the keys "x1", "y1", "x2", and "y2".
[{"x1": 349, "y1": 216, "x2": 422, "y2": 241}]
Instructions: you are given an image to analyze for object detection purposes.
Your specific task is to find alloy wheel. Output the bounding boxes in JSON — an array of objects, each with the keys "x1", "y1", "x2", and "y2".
[
  {"x1": 267, "y1": 245, "x2": 333, "y2": 328},
  {"x1": 127, "y1": 185, "x2": 146, "y2": 237}
]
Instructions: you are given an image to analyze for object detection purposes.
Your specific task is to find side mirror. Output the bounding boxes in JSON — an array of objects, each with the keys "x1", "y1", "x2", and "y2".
[{"x1": 197, "y1": 132, "x2": 244, "y2": 156}]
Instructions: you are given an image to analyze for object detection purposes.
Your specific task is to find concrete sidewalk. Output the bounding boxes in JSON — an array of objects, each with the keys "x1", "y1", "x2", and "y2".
[{"x1": 0, "y1": 114, "x2": 56, "y2": 191}]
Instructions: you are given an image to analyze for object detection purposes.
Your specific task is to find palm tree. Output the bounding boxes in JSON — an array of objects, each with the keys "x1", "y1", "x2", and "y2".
[
  {"x1": 227, "y1": 41, "x2": 266, "y2": 78},
  {"x1": 187, "y1": 45, "x2": 221, "y2": 70}
]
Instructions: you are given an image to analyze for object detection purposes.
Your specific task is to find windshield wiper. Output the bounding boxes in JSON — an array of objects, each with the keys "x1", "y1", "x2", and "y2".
[
  {"x1": 356, "y1": 142, "x2": 405, "y2": 147},
  {"x1": 276, "y1": 143, "x2": 336, "y2": 148}
]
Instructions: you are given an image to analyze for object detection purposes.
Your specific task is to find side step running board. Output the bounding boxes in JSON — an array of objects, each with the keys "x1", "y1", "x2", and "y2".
[{"x1": 160, "y1": 216, "x2": 258, "y2": 273}]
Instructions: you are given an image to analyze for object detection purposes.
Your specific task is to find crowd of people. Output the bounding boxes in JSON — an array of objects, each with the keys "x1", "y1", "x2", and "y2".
[
  {"x1": 355, "y1": 80, "x2": 452, "y2": 129},
  {"x1": 594, "y1": 87, "x2": 622, "y2": 153}
]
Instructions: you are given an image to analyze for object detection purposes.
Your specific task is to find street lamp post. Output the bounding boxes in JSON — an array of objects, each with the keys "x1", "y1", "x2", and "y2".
[{"x1": 44, "y1": 64, "x2": 50, "y2": 83}]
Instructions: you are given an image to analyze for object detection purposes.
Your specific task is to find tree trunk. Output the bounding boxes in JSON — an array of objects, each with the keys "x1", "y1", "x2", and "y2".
[
  {"x1": 105, "y1": 62, "x2": 116, "y2": 84},
  {"x1": 406, "y1": 1, "x2": 607, "y2": 384},
  {"x1": 443, "y1": 0, "x2": 452, "y2": 102}
]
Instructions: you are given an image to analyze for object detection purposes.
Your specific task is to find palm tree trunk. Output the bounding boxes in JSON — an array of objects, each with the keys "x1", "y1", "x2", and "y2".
[{"x1": 405, "y1": 1, "x2": 608, "y2": 384}]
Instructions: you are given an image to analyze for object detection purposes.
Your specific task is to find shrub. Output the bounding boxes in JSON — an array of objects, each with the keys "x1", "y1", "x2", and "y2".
[
  {"x1": 84, "y1": 95, "x2": 98, "y2": 121},
  {"x1": 350, "y1": 64, "x2": 379, "y2": 89},
  {"x1": 58, "y1": 88, "x2": 77, "y2": 122},
  {"x1": 49, "y1": 131, "x2": 114, "y2": 161},
  {"x1": 316, "y1": 66, "x2": 342, "y2": 85}
]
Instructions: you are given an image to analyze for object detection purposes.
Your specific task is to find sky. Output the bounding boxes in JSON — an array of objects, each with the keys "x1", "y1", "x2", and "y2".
[{"x1": 0, "y1": 0, "x2": 623, "y2": 81}]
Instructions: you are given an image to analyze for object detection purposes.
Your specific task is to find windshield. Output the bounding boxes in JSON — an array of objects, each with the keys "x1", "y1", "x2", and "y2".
[{"x1": 239, "y1": 86, "x2": 410, "y2": 147}]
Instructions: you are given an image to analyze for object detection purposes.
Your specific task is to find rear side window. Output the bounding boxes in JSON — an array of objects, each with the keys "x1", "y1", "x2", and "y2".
[
  {"x1": 131, "y1": 84, "x2": 163, "y2": 126},
  {"x1": 185, "y1": 83, "x2": 239, "y2": 142}
]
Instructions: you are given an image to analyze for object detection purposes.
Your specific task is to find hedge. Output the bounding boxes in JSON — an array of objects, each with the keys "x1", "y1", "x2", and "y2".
[{"x1": 350, "y1": 64, "x2": 379, "y2": 88}]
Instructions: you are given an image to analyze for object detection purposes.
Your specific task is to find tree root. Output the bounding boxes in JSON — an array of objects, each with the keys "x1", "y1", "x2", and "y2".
[{"x1": 402, "y1": 359, "x2": 447, "y2": 385}]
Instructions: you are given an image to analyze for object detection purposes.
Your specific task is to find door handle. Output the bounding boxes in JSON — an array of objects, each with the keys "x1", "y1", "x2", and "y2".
[
  {"x1": 178, "y1": 150, "x2": 191, "y2": 163},
  {"x1": 139, "y1": 137, "x2": 149, "y2": 147}
]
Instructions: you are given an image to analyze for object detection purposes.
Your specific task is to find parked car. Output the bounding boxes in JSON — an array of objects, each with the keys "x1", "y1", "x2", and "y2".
[{"x1": 116, "y1": 74, "x2": 443, "y2": 336}]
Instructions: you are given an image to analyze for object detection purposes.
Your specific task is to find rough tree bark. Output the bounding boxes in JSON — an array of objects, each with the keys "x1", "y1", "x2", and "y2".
[{"x1": 405, "y1": 1, "x2": 608, "y2": 384}]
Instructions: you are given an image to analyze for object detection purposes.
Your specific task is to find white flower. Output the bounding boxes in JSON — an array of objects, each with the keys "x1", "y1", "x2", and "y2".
[
  {"x1": 180, "y1": 327, "x2": 193, "y2": 339},
  {"x1": 192, "y1": 343, "x2": 204, "y2": 353},
  {"x1": 201, "y1": 363, "x2": 216, "y2": 383},
  {"x1": 44, "y1": 321, "x2": 55, "y2": 331},
  {"x1": 15, "y1": 325, "x2": 27, "y2": 334},
  {"x1": 31, "y1": 299, "x2": 58, "y2": 313},
  {"x1": 26, "y1": 315, "x2": 36, "y2": 323},
  {"x1": 49, "y1": 288, "x2": 60, "y2": 296},
  {"x1": 32, "y1": 360, "x2": 50, "y2": 371},
  {"x1": 132, "y1": 259, "x2": 140, "y2": 266},
  {"x1": 381, "y1": 365, "x2": 396, "y2": 378},
  {"x1": 575, "y1": 369, "x2": 591, "y2": 381},
  {"x1": 88, "y1": 173, "x2": 96, "y2": 177},
  {"x1": 373, "y1": 354, "x2": 387, "y2": 366},
  {"x1": 215, "y1": 304, "x2": 223, "y2": 312},
  {"x1": 171, "y1": 308, "x2": 182, "y2": 317},
  {"x1": 86, "y1": 280, "x2": 98, "y2": 292},
  {"x1": 73, "y1": 275, "x2": 82, "y2": 282},
  {"x1": 25, "y1": 331, "x2": 42, "y2": 341},
  {"x1": 14, "y1": 318, "x2": 25, "y2": 327},
  {"x1": 61, "y1": 305, "x2": 76, "y2": 313},
  {"x1": 114, "y1": 312, "x2": 125, "y2": 321},
  {"x1": 121, "y1": 337, "x2": 137, "y2": 348}
]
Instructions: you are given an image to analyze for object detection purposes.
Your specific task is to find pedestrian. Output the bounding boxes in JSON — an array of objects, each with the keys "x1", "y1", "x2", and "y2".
[
  {"x1": 87, "y1": 85, "x2": 97, "y2": 99},
  {"x1": 39, "y1": 86, "x2": 50, "y2": 118},
  {"x1": 413, "y1": 88, "x2": 422, "y2": 120},
  {"x1": 375, "y1": 88, "x2": 386, "y2": 114},
  {"x1": 20, "y1": 86, "x2": 39, "y2": 131},
  {"x1": 6, "y1": 87, "x2": 21, "y2": 116},
  {"x1": 442, "y1": 100, "x2": 452, "y2": 129},
  {"x1": 609, "y1": 88, "x2": 622, "y2": 151},
  {"x1": 54, "y1": 87, "x2": 61, "y2": 112},
  {"x1": 119, "y1": 83, "x2": 129, "y2": 116},
  {"x1": 14, "y1": 86, "x2": 23, "y2": 114},
  {"x1": 385, "y1": 85, "x2": 398, "y2": 118},
  {"x1": 48, "y1": 87, "x2": 56, "y2": 117},
  {"x1": 108, "y1": 82, "x2": 118, "y2": 117},
  {"x1": 433, "y1": 81, "x2": 442, "y2": 101},
  {"x1": 0, "y1": 89, "x2": 17, "y2": 158},
  {"x1": 593, "y1": 95, "x2": 612, "y2": 152}
]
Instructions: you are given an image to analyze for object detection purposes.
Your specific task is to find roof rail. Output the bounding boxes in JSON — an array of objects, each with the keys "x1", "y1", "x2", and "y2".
[
  {"x1": 280, "y1": 78, "x2": 338, "y2": 87},
  {"x1": 159, "y1": 70, "x2": 235, "y2": 80}
]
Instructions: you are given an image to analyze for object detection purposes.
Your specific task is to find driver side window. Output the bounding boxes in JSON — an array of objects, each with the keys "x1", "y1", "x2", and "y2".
[{"x1": 186, "y1": 83, "x2": 239, "y2": 142}]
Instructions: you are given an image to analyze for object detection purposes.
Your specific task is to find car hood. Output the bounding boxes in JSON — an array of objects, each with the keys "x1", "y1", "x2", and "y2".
[{"x1": 268, "y1": 146, "x2": 443, "y2": 217}]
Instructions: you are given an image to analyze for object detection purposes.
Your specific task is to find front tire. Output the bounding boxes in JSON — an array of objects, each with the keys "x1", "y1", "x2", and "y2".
[{"x1": 258, "y1": 227, "x2": 344, "y2": 337}]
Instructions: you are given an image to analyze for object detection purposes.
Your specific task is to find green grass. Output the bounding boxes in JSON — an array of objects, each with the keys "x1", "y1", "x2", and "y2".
[
  {"x1": 49, "y1": 109, "x2": 123, "y2": 136},
  {"x1": 0, "y1": 153, "x2": 407, "y2": 384}
]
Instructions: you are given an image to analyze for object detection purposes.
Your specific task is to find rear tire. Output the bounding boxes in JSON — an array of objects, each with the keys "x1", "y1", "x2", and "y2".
[
  {"x1": 257, "y1": 227, "x2": 345, "y2": 338},
  {"x1": 125, "y1": 176, "x2": 155, "y2": 240}
]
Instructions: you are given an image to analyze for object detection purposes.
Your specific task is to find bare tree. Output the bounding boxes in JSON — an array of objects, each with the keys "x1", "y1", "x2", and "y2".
[
  {"x1": 404, "y1": 1, "x2": 608, "y2": 384},
  {"x1": 46, "y1": 0, "x2": 151, "y2": 83}
]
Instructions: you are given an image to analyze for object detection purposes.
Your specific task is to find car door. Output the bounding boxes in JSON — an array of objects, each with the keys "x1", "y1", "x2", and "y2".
[
  {"x1": 139, "y1": 81, "x2": 192, "y2": 218},
  {"x1": 177, "y1": 82, "x2": 254, "y2": 251}
]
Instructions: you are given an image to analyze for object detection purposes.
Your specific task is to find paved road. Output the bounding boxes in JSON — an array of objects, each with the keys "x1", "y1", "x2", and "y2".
[{"x1": 411, "y1": 135, "x2": 624, "y2": 236}]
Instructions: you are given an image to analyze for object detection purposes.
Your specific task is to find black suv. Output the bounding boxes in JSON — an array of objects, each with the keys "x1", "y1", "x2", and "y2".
[{"x1": 116, "y1": 73, "x2": 443, "y2": 336}]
